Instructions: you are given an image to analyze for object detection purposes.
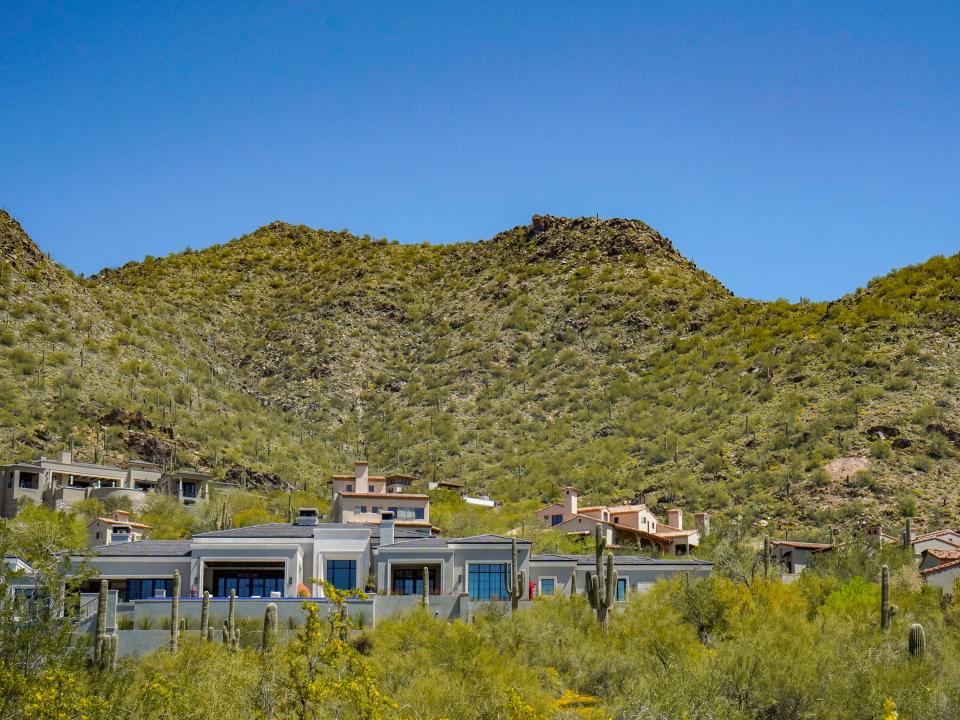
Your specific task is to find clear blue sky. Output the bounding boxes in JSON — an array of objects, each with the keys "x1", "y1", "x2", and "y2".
[{"x1": 2, "y1": 2, "x2": 958, "y2": 300}]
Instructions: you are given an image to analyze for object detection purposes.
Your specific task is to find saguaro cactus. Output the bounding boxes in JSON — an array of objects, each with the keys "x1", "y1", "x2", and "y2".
[
  {"x1": 908, "y1": 623, "x2": 926, "y2": 658},
  {"x1": 763, "y1": 536, "x2": 771, "y2": 578},
  {"x1": 880, "y1": 565, "x2": 898, "y2": 630},
  {"x1": 570, "y1": 572, "x2": 577, "y2": 598},
  {"x1": 902, "y1": 517, "x2": 912, "y2": 550},
  {"x1": 504, "y1": 537, "x2": 525, "y2": 610},
  {"x1": 421, "y1": 567, "x2": 430, "y2": 607},
  {"x1": 585, "y1": 524, "x2": 618, "y2": 628},
  {"x1": 94, "y1": 579, "x2": 109, "y2": 668},
  {"x1": 228, "y1": 588, "x2": 237, "y2": 639},
  {"x1": 200, "y1": 590, "x2": 210, "y2": 640},
  {"x1": 262, "y1": 603, "x2": 278, "y2": 652},
  {"x1": 170, "y1": 570, "x2": 181, "y2": 653}
]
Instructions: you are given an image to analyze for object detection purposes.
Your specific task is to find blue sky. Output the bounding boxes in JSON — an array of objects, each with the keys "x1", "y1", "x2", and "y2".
[{"x1": 2, "y1": 2, "x2": 958, "y2": 300}]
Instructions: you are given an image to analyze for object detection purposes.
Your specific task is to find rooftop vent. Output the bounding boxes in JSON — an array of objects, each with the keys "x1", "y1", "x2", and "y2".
[{"x1": 296, "y1": 507, "x2": 319, "y2": 526}]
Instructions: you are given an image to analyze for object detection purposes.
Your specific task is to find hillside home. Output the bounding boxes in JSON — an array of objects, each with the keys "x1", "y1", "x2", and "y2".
[
  {"x1": 770, "y1": 540, "x2": 833, "y2": 574},
  {"x1": 919, "y1": 547, "x2": 960, "y2": 572},
  {"x1": 921, "y1": 558, "x2": 960, "y2": 596},
  {"x1": 87, "y1": 510, "x2": 151, "y2": 546},
  {"x1": 910, "y1": 529, "x2": 960, "y2": 557},
  {"x1": 0, "y1": 451, "x2": 213, "y2": 518},
  {"x1": 865, "y1": 525, "x2": 901, "y2": 545},
  {"x1": 536, "y1": 487, "x2": 706, "y2": 555},
  {"x1": 330, "y1": 461, "x2": 432, "y2": 533}
]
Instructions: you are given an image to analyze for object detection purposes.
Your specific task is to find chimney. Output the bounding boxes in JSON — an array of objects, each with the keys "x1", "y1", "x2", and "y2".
[
  {"x1": 58, "y1": 449, "x2": 72, "y2": 464},
  {"x1": 355, "y1": 461, "x2": 369, "y2": 494},
  {"x1": 563, "y1": 487, "x2": 578, "y2": 518},
  {"x1": 111, "y1": 510, "x2": 130, "y2": 521},
  {"x1": 694, "y1": 512, "x2": 710, "y2": 537},
  {"x1": 667, "y1": 509, "x2": 683, "y2": 529},
  {"x1": 380, "y1": 511, "x2": 395, "y2": 546},
  {"x1": 295, "y1": 507, "x2": 319, "y2": 526}
]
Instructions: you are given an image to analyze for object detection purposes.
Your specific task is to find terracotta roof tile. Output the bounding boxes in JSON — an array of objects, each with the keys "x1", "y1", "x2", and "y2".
[{"x1": 339, "y1": 491, "x2": 429, "y2": 499}]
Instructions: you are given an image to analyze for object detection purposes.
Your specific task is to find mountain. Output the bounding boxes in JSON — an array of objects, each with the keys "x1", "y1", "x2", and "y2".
[{"x1": 2, "y1": 209, "x2": 959, "y2": 531}]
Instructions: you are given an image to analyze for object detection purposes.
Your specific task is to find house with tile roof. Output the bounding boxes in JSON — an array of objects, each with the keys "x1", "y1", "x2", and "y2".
[
  {"x1": 87, "y1": 510, "x2": 151, "y2": 546},
  {"x1": 910, "y1": 529, "x2": 960, "y2": 557},
  {"x1": 919, "y1": 547, "x2": 960, "y2": 572},
  {"x1": 330, "y1": 461, "x2": 433, "y2": 532},
  {"x1": 921, "y1": 556, "x2": 960, "y2": 596},
  {"x1": 536, "y1": 486, "x2": 708, "y2": 556}
]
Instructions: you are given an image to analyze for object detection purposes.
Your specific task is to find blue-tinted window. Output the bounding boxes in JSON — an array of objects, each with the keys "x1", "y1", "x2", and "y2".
[
  {"x1": 550, "y1": 514, "x2": 563, "y2": 526},
  {"x1": 540, "y1": 578, "x2": 555, "y2": 596},
  {"x1": 215, "y1": 576, "x2": 284, "y2": 598},
  {"x1": 414, "y1": 507, "x2": 425, "y2": 520},
  {"x1": 326, "y1": 560, "x2": 357, "y2": 591},
  {"x1": 182, "y1": 482, "x2": 196, "y2": 498},
  {"x1": 616, "y1": 578, "x2": 627, "y2": 602},
  {"x1": 127, "y1": 578, "x2": 173, "y2": 601},
  {"x1": 468, "y1": 563, "x2": 508, "y2": 601}
]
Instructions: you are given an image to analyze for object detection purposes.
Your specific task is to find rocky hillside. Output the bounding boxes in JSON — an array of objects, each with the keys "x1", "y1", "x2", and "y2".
[{"x1": 2, "y1": 209, "x2": 959, "y2": 533}]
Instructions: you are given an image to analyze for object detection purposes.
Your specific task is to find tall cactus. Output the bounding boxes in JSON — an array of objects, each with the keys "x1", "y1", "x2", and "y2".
[
  {"x1": 262, "y1": 603, "x2": 278, "y2": 652},
  {"x1": 228, "y1": 588, "x2": 237, "y2": 639},
  {"x1": 902, "y1": 517, "x2": 912, "y2": 550},
  {"x1": 908, "y1": 623, "x2": 926, "y2": 658},
  {"x1": 421, "y1": 567, "x2": 430, "y2": 607},
  {"x1": 94, "y1": 579, "x2": 109, "y2": 668},
  {"x1": 763, "y1": 536, "x2": 771, "y2": 578},
  {"x1": 570, "y1": 571, "x2": 577, "y2": 598},
  {"x1": 585, "y1": 524, "x2": 618, "y2": 628},
  {"x1": 504, "y1": 537, "x2": 525, "y2": 610},
  {"x1": 880, "y1": 564, "x2": 898, "y2": 630},
  {"x1": 200, "y1": 590, "x2": 210, "y2": 640},
  {"x1": 170, "y1": 570, "x2": 181, "y2": 653}
]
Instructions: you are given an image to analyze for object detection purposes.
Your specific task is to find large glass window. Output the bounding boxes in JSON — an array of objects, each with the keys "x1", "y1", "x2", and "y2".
[
  {"x1": 468, "y1": 563, "x2": 508, "y2": 601},
  {"x1": 539, "y1": 578, "x2": 556, "y2": 596},
  {"x1": 326, "y1": 559, "x2": 357, "y2": 591},
  {"x1": 127, "y1": 578, "x2": 173, "y2": 601},
  {"x1": 616, "y1": 578, "x2": 627, "y2": 602},
  {"x1": 392, "y1": 567, "x2": 439, "y2": 595},
  {"x1": 215, "y1": 575, "x2": 284, "y2": 598}
]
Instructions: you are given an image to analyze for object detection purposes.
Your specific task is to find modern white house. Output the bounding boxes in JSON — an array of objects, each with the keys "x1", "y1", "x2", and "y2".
[
  {"x1": 0, "y1": 450, "x2": 213, "y2": 518},
  {"x1": 536, "y1": 487, "x2": 708, "y2": 555},
  {"x1": 910, "y1": 529, "x2": 960, "y2": 557}
]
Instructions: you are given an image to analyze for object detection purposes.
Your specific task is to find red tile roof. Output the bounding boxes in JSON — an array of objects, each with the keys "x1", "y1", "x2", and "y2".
[
  {"x1": 921, "y1": 558, "x2": 960, "y2": 576},
  {"x1": 913, "y1": 529, "x2": 960, "y2": 543},
  {"x1": 91, "y1": 516, "x2": 151, "y2": 529},
  {"x1": 339, "y1": 491, "x2": 429, "y2": 499}
]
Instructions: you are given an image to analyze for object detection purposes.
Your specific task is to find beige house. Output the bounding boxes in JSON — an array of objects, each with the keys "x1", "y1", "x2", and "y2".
[
  {"x1": 88, "y1": 510, "x2": 151, "y2": 546},
  {"x1": 331, "y1": 462, "x2": 432, "y2": 533},
  {"x1": 770, "y1": 540, "x2": 833, "y2": 574},
  {"x1": 910, "y1": 529, "x2": 960, "y2": 557},
  {"x1": 0, "y1": 450, "x2": 212, "y2": 518},
  {"x1": 537, "y1": 487, "x2": 706, "y2": 556}
]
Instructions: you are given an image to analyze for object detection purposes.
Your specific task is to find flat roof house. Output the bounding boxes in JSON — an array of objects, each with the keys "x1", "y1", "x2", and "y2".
[
  {"x1": 770, "y1": 540, "x2": 833, "y2": 574},
  {"x1": 0, "y1": 450, "x2": 213, "y2": 518},
  {"x1": 537, "y1": 487, "x2": 707, "y2": 556},
  {"x1": 331, "y1": 461, "x2": 432, "y2": 533}
]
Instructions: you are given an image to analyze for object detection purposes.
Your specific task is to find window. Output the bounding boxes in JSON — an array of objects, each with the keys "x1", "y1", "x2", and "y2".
[
  {"x1": 346, "y1": 484, "x2": 353, "y2": 492},
  {"x1": 182, "y1": 482, "x2": 196, "y2": 498},
  {"x1": 326, "y1": 559, "x2": 357, "y2": 591},
  {"x1": 616, "y1": 578, "x2": 627, "y2": 602},
  {"x1": 390, "y1": 506, "x2": 424, "y2": 520},
  {"x1": 216, "y1": 575, "x2": 284, "y2": 598},
  {"x1": 550, "y1": 514, "x2": 563, "y2": 526},
  {"x1": 95, "y1": 531, "x2": 100, "y2": 539},
  {"x1": 392, "y1": 567, "x2": 438, "y2": 595},
  {"x1": 358, "y1": 505, "x2": 367, "y2": 513},
  {"x1": 468, "y1": 563, "x2": 508, "y2": 601},
  {"x1": 127, "y1": 578, "x2": 173, "y2": 601},
  {"x1": 539, "y1": 578, "x2": 556, "y2": 596},
  {"x1": 371, "y1": 506, "x2": 379, "y2": 514},
  {"x1": 414, "y1": 507, "x2": 425, "y2": 520},
  {"x1": 614, "y1": 516, "x2": 620, "y2": 524}
]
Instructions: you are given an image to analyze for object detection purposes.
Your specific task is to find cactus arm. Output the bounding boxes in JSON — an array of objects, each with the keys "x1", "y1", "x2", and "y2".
[{"x1": 170, "y1": 570, "x2": 181, "y2": 654}]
